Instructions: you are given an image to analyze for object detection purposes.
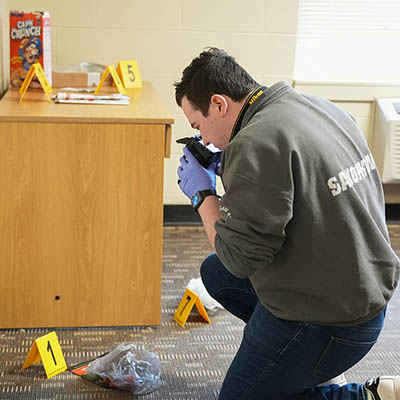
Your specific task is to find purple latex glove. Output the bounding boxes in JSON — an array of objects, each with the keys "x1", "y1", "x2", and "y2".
[{"x1": 177, "y1": 146, "x2": 217, "y2": 200}]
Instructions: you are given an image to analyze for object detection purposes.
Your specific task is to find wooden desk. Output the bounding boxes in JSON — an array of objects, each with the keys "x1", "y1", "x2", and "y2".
[{"x1": 0, "y1": 83, "x2": 173, "y2": 328}]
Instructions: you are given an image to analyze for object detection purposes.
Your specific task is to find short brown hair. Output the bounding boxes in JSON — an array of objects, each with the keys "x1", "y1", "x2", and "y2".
[{"x1": 174, "y1": 47, "x2": 259, "y2": 116}]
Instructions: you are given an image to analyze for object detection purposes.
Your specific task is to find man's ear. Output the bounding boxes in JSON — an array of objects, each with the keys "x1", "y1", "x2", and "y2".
[{"x1": 210, "y1": 94, "x2": 228, "y2": 116}]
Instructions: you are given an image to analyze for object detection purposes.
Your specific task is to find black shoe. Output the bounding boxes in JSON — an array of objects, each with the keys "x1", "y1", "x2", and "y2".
[{"x1": 364, "y1": 376, "x2": 400, "y2": 400}]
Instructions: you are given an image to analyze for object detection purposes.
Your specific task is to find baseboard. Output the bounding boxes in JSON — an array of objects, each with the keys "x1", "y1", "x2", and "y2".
[
  {"x1": 164, "y1": 204, "x2": 400, "y2": 226},
  {"x1": 163, "y1": 205, "x2": 202, "y2": 226},
  {"x1": 386, "y1": 204, "x2": 400, "y2": 224}
]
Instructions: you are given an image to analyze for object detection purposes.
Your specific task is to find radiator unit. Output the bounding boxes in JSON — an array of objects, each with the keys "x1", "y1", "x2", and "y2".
[{"x1": 371, "y1": 98, "x2": 400, "y2": 183}]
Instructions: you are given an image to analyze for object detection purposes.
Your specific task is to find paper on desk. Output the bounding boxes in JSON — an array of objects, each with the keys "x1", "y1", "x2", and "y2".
[
  {"x1": 60, "y1": 87, "x2": 96, "y2": 93},
  {"x1": 54, "y1": 92, "x2": 130, "y2": 105}
]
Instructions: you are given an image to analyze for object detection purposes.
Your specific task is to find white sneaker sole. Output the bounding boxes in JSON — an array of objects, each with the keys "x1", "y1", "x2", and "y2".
[{"x1": 372, "y1": 376, "x2": 400, "y2": 400}]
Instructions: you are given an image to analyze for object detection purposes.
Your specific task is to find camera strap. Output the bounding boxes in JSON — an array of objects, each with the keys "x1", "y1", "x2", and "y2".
[{"x1": 230, "y1": 85, "x2": 268, "y2": 140}]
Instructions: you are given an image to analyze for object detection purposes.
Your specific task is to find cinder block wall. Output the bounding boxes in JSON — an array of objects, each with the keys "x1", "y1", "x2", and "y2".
[{"x1": 6, "y1": 0, "x2": 300, "y2": 203}]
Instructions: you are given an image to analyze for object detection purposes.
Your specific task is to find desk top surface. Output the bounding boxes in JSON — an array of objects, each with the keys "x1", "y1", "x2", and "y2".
[{"x1": 0, "y1": 82, "x2": 174, "y2": 125}]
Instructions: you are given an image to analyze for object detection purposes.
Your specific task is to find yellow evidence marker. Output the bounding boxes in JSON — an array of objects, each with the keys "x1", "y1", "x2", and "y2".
[
  {"x1": 173, "y1": 288, "x2": 211, "y2": 327},
  {"x1": 95, "y1": 64, "x2": 126, "y2": 94},
  {"x1": 22, "y1": 331, "x2": 67, "y2": 379},
  {"x1": 117, "y1": 60, "x2": 143, "y2": 89},
  {"x1": 19, "y1": 62, "x2": 52, "y2": 103}
]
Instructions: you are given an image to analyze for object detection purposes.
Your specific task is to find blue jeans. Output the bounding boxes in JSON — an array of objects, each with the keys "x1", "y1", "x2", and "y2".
[{"x1": 200, "y1": 253, "x2": 385, "y2": 400}]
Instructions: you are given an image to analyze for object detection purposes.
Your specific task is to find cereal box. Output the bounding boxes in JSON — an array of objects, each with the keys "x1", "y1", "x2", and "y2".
[{"x1": 10, "y1": 11, "x2": 52, "y2": 87}]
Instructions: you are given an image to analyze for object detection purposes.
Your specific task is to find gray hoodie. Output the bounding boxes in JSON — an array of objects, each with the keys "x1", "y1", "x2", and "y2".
[{"x1": 215, "y1": 81, "x2": 399, "y2": 326}]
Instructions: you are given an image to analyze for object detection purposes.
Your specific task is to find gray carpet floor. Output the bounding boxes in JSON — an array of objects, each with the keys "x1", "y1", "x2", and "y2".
[{"x1": 1, "y1": 225, "x2": 400, "y2": 399}]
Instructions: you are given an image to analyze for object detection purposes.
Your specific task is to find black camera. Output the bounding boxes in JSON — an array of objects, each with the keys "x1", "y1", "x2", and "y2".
[{"x1": 176, "y1": 134, "x2": 221, "y2": 169}]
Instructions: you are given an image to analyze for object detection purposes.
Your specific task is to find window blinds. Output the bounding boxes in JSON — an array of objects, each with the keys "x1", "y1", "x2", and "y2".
[{"x1": 295, "y1": 0, "x2": 400, "y2": 83}]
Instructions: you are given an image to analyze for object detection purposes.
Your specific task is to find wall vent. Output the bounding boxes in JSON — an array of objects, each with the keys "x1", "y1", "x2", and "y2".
[{"x1": 371, "y1": 98, "x2": 400, "y2": 183}]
